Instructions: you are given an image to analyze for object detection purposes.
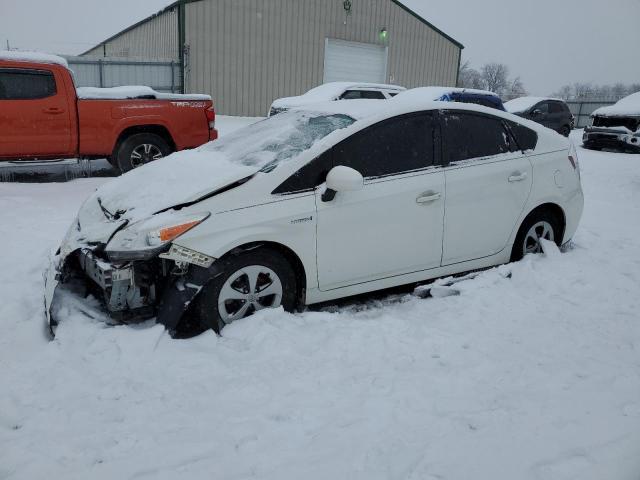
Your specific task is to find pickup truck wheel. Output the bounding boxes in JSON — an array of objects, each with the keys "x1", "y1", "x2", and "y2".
[{"x1": 114, "y1": 133, "x2": 172, "y2": 173}]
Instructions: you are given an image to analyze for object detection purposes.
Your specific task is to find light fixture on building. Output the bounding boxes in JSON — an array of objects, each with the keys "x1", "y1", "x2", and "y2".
[{"x1": 379, "y1": 28, "x2": 388, "y2": 41}]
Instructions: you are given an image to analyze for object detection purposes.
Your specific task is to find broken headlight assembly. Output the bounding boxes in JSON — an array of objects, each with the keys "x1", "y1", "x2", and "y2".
[{"x1": 105, "y1": 211, "x2": 211, "y2": 262}]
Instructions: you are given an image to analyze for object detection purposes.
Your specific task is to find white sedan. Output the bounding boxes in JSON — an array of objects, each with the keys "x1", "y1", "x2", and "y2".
[{"x1": 45, "y1": 92, "x2": 584, "y2": 336}]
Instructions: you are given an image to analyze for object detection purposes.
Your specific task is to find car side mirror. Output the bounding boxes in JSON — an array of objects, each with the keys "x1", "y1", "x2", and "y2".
[
  {"x1": 531, "y1": 109, "x2": 541, "y2": 116},
  {"x1": 321, "y1": 165, "x2": 364, "y2": 202}
]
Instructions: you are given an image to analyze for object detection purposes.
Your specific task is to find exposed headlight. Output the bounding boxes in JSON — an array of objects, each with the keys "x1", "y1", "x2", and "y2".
[{"x1": 106, "y1": 211, "x2": 210, "y2": 261}]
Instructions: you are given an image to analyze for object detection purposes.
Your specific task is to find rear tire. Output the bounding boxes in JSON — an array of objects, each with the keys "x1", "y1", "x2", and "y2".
[
  {"x1": 113, "y1": 133, "x2": 172, "y2": 174},
  {"x1": 559, "y1": 125, "x2": 571, "y2": 137},
  {"x1": 511, "y1": 210, "x2": 561, "y2": 262},
  {"x1": 193, "y1": 248, "x2": 297, "y2": 334}
]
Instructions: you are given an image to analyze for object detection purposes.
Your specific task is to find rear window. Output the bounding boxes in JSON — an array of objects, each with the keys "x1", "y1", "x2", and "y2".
[
  {"x1": 0, "y1": 68, "x2": 56, "y2": 100},
  {"x1": 506, "y1": 120, "x2": 538, "y2": 151}
]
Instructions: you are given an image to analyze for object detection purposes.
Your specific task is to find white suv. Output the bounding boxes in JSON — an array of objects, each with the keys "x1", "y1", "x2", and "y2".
[{"x1": 45, "y1": 94, "x2": 583, "y2": 336}]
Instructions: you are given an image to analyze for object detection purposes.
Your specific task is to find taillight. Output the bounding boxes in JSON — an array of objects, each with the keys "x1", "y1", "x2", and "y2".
[
  {"x1": 205, "y1": 107, "x2": 216, "y2": 130},
  {"x1": 568, "y1": 142, "x2": 580, "y2": 178}
]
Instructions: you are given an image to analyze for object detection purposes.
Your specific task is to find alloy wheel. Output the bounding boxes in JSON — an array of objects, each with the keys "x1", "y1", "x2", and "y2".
[
  {"x1": 130, "y1": 143, "x2": 163, "y2": 168},
  {"x1": 523, "y1": 221, "x2": 555, "y2": 256},
  {"x1": 217, "y1": 265, "x2": 283, "y2": 324}
]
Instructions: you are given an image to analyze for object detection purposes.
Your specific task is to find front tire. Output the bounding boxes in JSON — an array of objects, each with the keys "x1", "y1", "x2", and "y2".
[
  {"x1": 113, "y1": 133, "x2": 172, "y2": 173},
  {"x1": 194, "y1": 248, "x2": 298, "y2": 334},
  {"x1": 559, "y1": 125, "x2": 571, "y2": 137},
  {"x1": 511, "y1": 211, "x2": 561, "y2": 262}
]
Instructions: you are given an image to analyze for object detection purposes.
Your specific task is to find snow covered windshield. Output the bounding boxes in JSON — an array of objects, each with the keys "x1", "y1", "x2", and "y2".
[{"x1": 209, "y1": 110, "x2": 355, "y2": 171}]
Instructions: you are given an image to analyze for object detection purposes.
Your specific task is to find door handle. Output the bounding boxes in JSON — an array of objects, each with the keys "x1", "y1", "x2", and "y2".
[
  {"x1": 416, "y1": 192, "x2": 441, "y2": 204},
  {"x1": 508, "y1": 172, "x2": 528, "y2": 182},
  {"x1": 43, "y1": 107, "x2": 64, "y2": 115}
]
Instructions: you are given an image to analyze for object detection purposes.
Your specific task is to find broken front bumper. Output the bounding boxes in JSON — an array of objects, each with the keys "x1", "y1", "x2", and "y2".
[
  {"x1": 43, "y1": 253, "x2": 61, "y2": 337},
  {"x1": 44, "y1": 246, "x2": 222, "y2": 338},
  {"x1": 583, "y1": 127, "x2": 640, "y2": 151}
]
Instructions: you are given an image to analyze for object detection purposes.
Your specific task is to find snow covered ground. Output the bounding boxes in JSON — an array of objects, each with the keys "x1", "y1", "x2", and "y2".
[{"x1": 1, "y1": 130, "x2": 639, "y2": 479}]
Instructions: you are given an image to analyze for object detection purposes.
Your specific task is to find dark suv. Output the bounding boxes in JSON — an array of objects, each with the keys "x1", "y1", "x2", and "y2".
[{"x1": 505, "y1": 97, "x2": 574, "y2": 136}]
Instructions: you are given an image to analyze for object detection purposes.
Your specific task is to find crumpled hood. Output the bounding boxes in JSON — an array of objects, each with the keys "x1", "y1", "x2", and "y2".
[{"x1": 87, "y1": 147, "x2": 257, "y2": 225}]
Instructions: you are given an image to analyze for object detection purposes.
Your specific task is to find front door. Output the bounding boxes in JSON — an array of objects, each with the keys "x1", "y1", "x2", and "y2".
[
  {"x1": 315, "y1": 113, "x2": 445, "y2": 291},
  {"x1": 439, "y1": 110, "x2": 533, "y2": 265},
  {"x1": 0, "y1": 67, "x2": 72, "y2": 158}
]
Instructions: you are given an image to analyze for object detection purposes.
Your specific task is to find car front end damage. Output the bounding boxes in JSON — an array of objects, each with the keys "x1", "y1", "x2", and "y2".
[
  {"x1": 583, "y1": 115, "x2": 640, "y2": 152},
  {"x1": 44, "y1": 206, "x2": 219, "y2": 338}
]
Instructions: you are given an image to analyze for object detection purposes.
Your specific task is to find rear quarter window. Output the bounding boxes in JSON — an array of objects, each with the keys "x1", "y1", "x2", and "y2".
[{"x1": 506, "y1": 121, "x2": 538, "y2": 151}]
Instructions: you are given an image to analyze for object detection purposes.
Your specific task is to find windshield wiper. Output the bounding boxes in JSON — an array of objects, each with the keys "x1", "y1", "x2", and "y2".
[{"x1": 97, "y1": 197, "x2": 125, "y2": 221}]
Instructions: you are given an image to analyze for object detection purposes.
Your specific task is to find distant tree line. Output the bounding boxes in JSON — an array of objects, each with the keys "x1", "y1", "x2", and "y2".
[
  {"x1": 457, "y1": 60, "x2": 526, "y2": 99},
  {"x1": 551, "y1": 83, "x2": 640, "y2": 101}
]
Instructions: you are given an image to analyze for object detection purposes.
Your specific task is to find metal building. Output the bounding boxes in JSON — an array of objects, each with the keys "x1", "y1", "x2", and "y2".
[{"x1": 81, "y1": 0, "x2": 463, "y2": 116}]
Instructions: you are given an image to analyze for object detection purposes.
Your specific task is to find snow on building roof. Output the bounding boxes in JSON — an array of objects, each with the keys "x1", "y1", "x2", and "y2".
[
  {"x1": 0, "y1": 50, "x2": 69, "y2": 68},
  {"x1": 504, "y1": 96, "x2": 563, "y2": 113},
  {"x1": 592, "y1": 92, "x2": 640, "y2": 117}
]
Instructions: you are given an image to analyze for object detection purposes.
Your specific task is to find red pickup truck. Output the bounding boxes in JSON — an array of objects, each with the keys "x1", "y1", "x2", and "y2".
[{"x1": 0, "y1": 51, "x2": 217, "y2": 172}]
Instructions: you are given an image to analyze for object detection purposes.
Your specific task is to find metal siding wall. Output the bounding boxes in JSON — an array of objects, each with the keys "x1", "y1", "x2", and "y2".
[
  {"x1": 83, "y1": 9, "x2": 179, "y2": 61},
  {"x1": 67, "y1": 57, "x2": 181, "y2": 92},
  {"x1": 186, "y1": 0, "x2": 461, "y2": 116}
]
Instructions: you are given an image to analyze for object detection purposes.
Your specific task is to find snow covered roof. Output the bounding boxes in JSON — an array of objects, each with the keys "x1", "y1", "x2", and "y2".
[
  {"x1": 395, "y1": 86, "x2": 500, "y2": 102},
  {"x1": 272, "y1": 82, "x2": 405, "y2": 109},
  {"x1": 504, "y1": 96, "x2": 563, "y2": 113},
  {"x1": 592, "y1": 92, "x2": 640, "y2": 117},
  {"x1": 76, "y1": 86, "x2": 211, "y2": 101},
  {"x1": 0, "y1": 50, "x2": 69, "y2": 68}
]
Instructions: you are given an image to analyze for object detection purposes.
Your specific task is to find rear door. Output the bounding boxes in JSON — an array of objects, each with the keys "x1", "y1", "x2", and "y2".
[
  {"x1": 440, "y1": 110, "x2": 532, "y2": 265},
  {"x1": 0, "y1": 67, "x2": 72, "y2": 158},
  {"x1": 315, "y1": 112, "x2": 445, "y2": 290}
]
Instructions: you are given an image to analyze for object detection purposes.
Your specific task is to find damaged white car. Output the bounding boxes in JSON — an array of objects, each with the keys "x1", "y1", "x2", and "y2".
[{"x1": 45, "y1": 94, "x2": 584, "y2": 337}]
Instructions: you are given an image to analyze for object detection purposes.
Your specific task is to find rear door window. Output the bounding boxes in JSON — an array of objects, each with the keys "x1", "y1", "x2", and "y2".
[
  {"x1": 0, "y1": 68, "x2": 57, "y2": 100},
  {"x1": 340, "y1": 90, "x2": 386, "y2": 100},
  {"x1": 548, "y1": 102, "x2": 564, "y2": 114},
  {"x1": 333, "y1": 113, "x2": 436, "y2": 178},
  {"x1": 441, "y1": 111, "x2": 513, "y2": 163}
]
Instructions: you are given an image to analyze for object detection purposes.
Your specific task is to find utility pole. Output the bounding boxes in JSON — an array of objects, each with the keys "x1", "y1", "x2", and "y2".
[{"x1": 5, "y1": 39, "x2": 10, "y2": 50}]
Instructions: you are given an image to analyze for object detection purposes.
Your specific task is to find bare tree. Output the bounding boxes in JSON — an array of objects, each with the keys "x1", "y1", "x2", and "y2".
[
  {"x1": 553, "y1": 85, "x2": 573, "y2": 100},
  {"x1": 481, "y1": 63, "x2": 509, "y2": 96},
  {"x1": 457, "y1": 60, "x2": 484, "y2": 89},
  {"x1": 504, "y1": 76, "x2": 526, "y2": 99}
]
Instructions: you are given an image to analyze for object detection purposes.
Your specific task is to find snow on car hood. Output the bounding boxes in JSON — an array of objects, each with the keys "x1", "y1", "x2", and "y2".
[
  {"x1": 592, "y1": 92, "x2": 640, "y2": 117},
  {"x1": 79, "y1": 110, "x2": 355, "y2": 227}
]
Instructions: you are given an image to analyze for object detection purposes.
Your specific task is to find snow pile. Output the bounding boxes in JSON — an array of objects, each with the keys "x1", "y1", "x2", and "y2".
[
  {"x1": 504, "y1": 96, "x2": 558, "y2": 113},
  {"x1": 592, "y1": 92, "x2": 640, "y2": 117},
  {"x1": 0, "y1": 50, "x2": 69, "y2": 67},
  {"x1": 1, "y1": 131, "x2": 640, "y2": 479},
  {"x1": 271, "y1": 82, "x2": 405, "y2": 109},
  {"x1": 76, "y1": 86, "x2": 211, "y2": 101}
]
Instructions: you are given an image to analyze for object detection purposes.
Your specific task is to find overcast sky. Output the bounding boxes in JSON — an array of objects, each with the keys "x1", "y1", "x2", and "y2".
[{"x1": 1, "y1": 0, "x2": 638, "y2": 95}]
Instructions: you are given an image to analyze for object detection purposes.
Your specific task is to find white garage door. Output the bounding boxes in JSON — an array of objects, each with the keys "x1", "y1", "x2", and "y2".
[{"x1": 323, "y1": 39, "x2": 388, "y2": 84}]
